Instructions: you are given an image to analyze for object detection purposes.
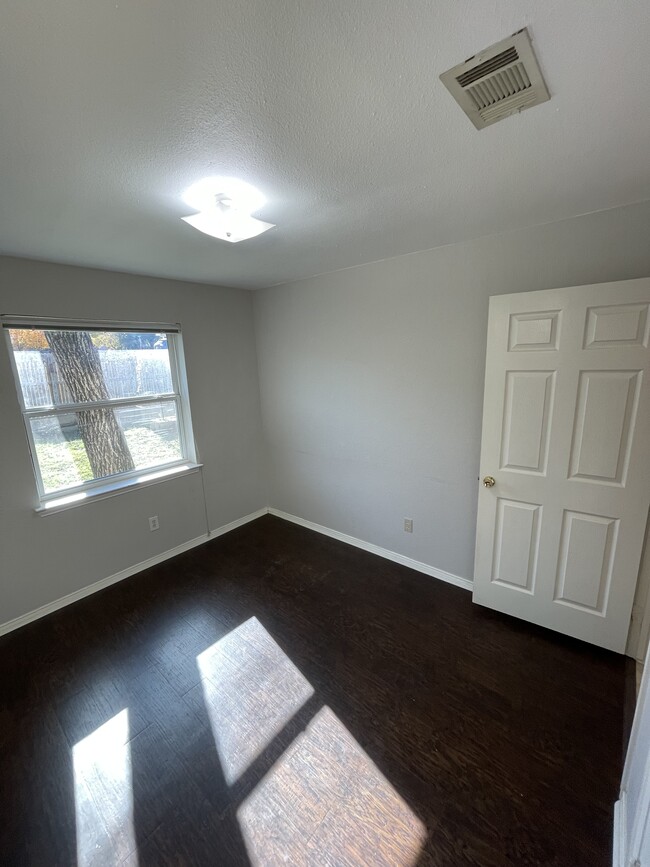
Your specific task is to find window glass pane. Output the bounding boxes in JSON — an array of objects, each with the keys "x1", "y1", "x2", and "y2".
[
  {"x1": 31, "y1": 400, "x2": 182, "y2": 494},
  {"x1": 30, "y1": 416, "x2": 90, "y2": 493},
  {"x1": 114, "y1": 401, "x2": 181, "y2": 469},
  {"x1": 8, "y1": 329, "x2": 173, "y2": 409}
]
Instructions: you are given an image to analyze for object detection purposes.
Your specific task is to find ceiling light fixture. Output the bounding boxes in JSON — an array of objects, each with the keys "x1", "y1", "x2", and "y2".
[{"x1": 181, "y1": 177, "x2": 275, "y2": 243}]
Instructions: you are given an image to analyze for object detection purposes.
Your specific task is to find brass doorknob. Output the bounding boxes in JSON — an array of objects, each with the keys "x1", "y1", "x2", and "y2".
[{"x1": 483, "y1": 476, "x2": 496, "y2": 488}]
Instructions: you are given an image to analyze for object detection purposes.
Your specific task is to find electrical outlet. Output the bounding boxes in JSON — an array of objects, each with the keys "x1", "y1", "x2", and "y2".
[
  {"x1": 149, "y1": 515, "x2": 160, "y2": 532},
  {"x1": 404, "y1": 518, "x2": 413, "y2": 533}
]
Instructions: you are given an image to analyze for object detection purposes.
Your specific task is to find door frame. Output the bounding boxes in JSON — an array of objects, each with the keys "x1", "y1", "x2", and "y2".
[
  {"x1": 626, "y1": 511, "x2": 650, "y2": 661},
  {"x1": 615, "y1": 635, "x2": 650, "y2": 865}
]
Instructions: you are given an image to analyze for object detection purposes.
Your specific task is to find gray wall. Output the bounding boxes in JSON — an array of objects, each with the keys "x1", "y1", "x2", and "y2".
[
  {"x1": 0, "y1": 256, "x2": 266, "y2": 624},
  {"x1": 254, "y1": 201, "x2": 650, "y2": 581},
  {"x1": 3, "y1": 200, "x2": 650, "y2": 626}
]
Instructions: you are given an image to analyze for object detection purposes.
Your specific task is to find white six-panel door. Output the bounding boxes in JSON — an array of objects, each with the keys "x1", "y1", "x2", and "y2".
[{"x1": 473, "y1": 279, "x2": 650, "y2": 652}]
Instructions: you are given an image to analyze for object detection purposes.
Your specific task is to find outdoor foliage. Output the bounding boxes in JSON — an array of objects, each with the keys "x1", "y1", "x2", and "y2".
[
  {"x1": 10, "y1": 330, "x2": 49, "y2": 350},
  {"x1": 10, "y1": 329, "x2": 166, "y2": 351}
]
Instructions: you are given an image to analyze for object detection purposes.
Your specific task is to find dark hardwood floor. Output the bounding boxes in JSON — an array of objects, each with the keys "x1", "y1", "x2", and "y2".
[{"x1": 0, "y1": 515, "x2": 632, "y2": 866}]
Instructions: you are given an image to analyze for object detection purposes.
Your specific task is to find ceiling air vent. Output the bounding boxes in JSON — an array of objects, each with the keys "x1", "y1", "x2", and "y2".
[{"x1": 440, "y1": 28, "x2": 550, "y2": 130}]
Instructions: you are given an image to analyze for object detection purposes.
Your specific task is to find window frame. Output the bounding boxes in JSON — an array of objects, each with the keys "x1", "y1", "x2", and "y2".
[{"x1": 2, "y1": 316, "x2": 198, "y2": 506}]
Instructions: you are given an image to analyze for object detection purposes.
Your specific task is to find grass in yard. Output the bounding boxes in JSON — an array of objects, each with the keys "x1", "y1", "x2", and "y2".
[
  {"x1": 36, "y1": 428, "x2": 180, "y2": 493},
  {"x1": 36, "y1": 439, "x2": 92, "y2": 491}
]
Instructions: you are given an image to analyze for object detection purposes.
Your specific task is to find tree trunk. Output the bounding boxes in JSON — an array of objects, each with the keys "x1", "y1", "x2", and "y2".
[{"x1": 44, "y1": 331, "x2": 135, "y2": 478}]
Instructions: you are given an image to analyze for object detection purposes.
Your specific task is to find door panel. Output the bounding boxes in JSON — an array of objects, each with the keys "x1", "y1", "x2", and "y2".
[
  {"x1": 500, "y1": 371, "x2": 555, "y2": 473},
  {"x1": 508, "y1": 310, "x2": 562, "y2": 351},
  {"x1": 568, "y1": 370, "x2": 641, "y2": 485},
  {"x1": 584, "y1": 303, "x2": 649, "y2": 348},
  {"x1": 474, "y1": 278, "x2": 650, "y2": 652},
  {"x1": 491, "y1": 498, "x2": 541, "y2": 593},
  {"x1": 554, "y1": 510, "x2": 618, "y2": 613}
]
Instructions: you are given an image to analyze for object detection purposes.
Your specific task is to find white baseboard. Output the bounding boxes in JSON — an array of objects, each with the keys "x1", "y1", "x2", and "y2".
[
  {"x1": 613, "y1": 794, "x2": 626, "y2": 867},
  {"x1": 268, "y1": 508, "x2": 473, "y2": 592},
  {"x1": 0, "y1": 508, "x2": 268, "y2": 638},
  {"x1": 1, "y1": 506, "x2": 470, "y2": 638},
  {"x1": 209, "y1": 507, "x2": 269, "y2": 539}
]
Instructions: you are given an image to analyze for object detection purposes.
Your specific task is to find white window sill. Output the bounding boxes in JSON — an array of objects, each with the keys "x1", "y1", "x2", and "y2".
[{"x1": 35, "y1": 463, "x2": 203, "y2": 516}]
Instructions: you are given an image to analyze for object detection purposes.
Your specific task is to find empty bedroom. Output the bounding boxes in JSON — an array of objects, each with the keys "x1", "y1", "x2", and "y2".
[{"x1": 1, "y1": 1, "x2": 650, "y2": 865}]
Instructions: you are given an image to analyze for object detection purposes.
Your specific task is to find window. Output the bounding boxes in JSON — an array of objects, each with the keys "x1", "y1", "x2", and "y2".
[{"x1": 3, "y1": 317, "x2": 197, "y2": 507}]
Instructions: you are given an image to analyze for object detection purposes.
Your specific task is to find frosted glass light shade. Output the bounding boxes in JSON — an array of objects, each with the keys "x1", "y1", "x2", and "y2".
[{"x1": 182, "y1": 210, "x2": 275, "y2": 243}]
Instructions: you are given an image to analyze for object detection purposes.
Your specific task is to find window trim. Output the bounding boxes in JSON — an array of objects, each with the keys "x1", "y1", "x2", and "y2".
[
  {"x1": 35, "y1": 462, "x2": 203, "y2": 516},
  {"x1": 2, "y1": 317, "x2": 198, "y2": 507}
]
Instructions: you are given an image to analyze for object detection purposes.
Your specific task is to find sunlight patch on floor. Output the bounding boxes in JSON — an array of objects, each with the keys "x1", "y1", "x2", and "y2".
[
  {"x1": 197, "y1": 617, "x2": 425, "y2": 865},
  {"x1": 196, "y1": 616, "x2": 314, "y2": 784},
  {"x1": 237, "y1": 706, "x2": 426, "y2": 866},
  {"x1": 73, "y1": 708, "x2": 137, "y2": 866}
]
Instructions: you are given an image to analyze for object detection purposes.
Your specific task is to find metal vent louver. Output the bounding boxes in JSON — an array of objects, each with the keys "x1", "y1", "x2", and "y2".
[{"x1": 440, "y1": 28, "x2": 550, "y2": 129}]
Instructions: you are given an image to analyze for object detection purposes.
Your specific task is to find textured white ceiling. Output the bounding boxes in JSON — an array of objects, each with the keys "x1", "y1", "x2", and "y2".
[{"x1": 1, "y1": 0, "x2": 649, "y2": 289}]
